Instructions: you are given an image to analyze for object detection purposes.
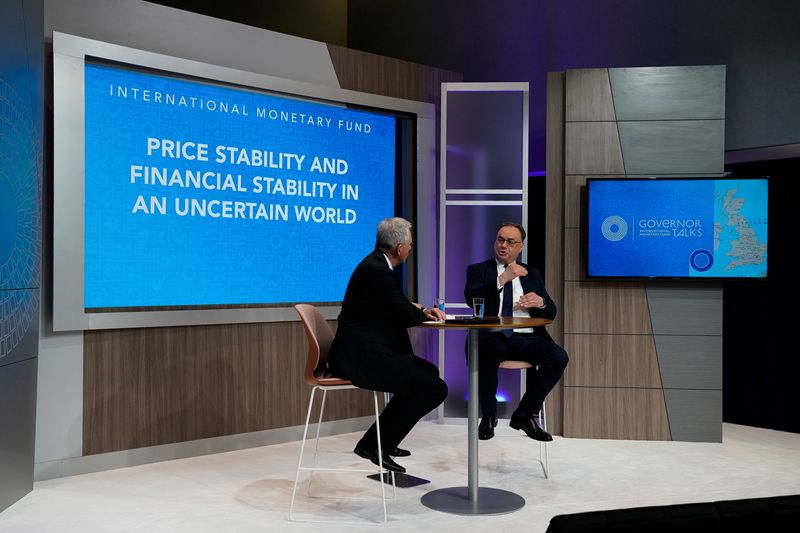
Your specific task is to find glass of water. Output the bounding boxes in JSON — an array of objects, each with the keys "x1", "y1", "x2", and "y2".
[{"x1": 472, "y1": 297, "x2": 485, "y2": 318}]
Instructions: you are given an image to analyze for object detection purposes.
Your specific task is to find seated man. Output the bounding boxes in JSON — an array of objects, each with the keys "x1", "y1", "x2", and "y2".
[
  {"x1": 329, "y1": 217, "x2": 447, "y2": 473},
  {"x1": 464, "y1": 222, "x2": 568, "y2": 441}
]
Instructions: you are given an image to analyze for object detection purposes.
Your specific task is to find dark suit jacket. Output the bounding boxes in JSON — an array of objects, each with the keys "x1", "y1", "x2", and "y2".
[
  {"x1": 464, "y1": 258, "x2": 557, "y2": 339},
  {"x1": 329, "y1": 250, "x2": 427, "y2": 383}
]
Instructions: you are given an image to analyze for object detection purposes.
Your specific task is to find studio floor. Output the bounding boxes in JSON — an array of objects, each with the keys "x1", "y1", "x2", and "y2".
[{"x1": 1, "y1": 422, "x2": 799, "y2": 532}]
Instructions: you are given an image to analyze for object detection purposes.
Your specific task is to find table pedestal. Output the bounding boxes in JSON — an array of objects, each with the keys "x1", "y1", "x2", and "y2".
[
  {"x1": 421, "y1": 328, "x2": 526, "y2": 515},
  {"x1": 421, "y1": 486, "x2": 525, "y2": 515}
]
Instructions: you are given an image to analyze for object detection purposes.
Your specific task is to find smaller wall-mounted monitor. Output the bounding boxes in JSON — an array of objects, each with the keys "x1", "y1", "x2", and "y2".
[{"x1": 586, "y1": 178, "x2": 768, "y2": 279}]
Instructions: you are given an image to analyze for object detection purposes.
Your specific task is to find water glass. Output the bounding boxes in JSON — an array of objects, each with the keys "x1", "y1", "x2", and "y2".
[{"x1": 472, "y1": 297, "x2": 484, "y2": 318}]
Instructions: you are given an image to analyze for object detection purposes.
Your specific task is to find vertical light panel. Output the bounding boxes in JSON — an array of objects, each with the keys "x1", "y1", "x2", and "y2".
[{"x1": 439, "y1": 83, "x2": 529, "y2": 419}]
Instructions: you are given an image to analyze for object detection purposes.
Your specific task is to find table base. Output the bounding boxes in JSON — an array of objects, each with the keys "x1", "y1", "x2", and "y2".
[{"x1": 421, "y1": 486, "x2": 525, "y2": 515}]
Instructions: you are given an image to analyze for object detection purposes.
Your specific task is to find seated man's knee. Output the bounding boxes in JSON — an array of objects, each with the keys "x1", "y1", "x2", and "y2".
[
  {"x1": 556, "y1": 347, "x2": 569, "y2": 369},
  {"x1": 435, "y1": 378, "x2": 448, "y2": 403}
]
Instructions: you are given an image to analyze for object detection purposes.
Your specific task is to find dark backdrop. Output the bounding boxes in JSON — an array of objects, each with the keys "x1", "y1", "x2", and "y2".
[
  {"x1": 723, "y1": 158, "x2": 800, "y2": 433},
  {"x1": 147, "y1": 0, "x2": 800, "y2": 434}
]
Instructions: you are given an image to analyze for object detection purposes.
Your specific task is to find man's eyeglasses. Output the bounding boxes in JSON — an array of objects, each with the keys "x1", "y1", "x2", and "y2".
[{"x1": 495, "y1": 237, "x2": 521, "y2": 246}]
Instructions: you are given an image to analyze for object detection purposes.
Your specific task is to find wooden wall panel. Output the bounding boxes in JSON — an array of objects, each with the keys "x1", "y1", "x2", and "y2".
[
  {"x1": 566, "y1": 68, "x2": 616, "y2": 122},
  {"x1": 328, "y1": 44, "x2": 462, "y2": 103},
  {"x1": 564, "y1": 175, "x2": 586, "y2": 230},
  {"x1": 84, "y1": 321, "x2": 374, "y2": 455},
  {"x1": 545, "y1": 71, "x2": 566, "y2": 435},
  {"x1": 563, "y1": 334, "x2": 662, "y2": 388},
  {"x1": 327, "y1": 44, "x2": 421, "y2": 100},
  {"x1": 563, "y1": 387, "x2": 671, "y2": 440},
  {"x1": 565, "y1": 122, "x2": 625, "y2": 175},
  {"x1": 564, "y1": 228, "x2": 582, "y2": 282},
  {"x1": 564, "y1": 281, "x2": 653, "y2": 335}
]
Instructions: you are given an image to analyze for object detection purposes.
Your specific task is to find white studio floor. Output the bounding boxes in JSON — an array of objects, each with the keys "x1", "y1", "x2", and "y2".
[{"x1": 1, "y1": 422, "x2": 799, "y2": 532}]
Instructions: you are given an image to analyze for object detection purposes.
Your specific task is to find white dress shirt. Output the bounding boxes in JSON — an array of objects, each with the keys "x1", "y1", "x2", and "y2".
[
  {"x1": 382, "y1": 252, "x2": 393, "y2": 270},
  {"x1": 495, "y1": 259, "x2": 533, "y2": 333}
]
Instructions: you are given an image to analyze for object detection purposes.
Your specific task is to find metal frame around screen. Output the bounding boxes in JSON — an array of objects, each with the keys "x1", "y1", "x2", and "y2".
[
  {"x1": 584, "y1": 176, "x2": 769, "y2": 281},
  {"x1": 52, "y1": 32, "x2": 435, "y2": 331}
]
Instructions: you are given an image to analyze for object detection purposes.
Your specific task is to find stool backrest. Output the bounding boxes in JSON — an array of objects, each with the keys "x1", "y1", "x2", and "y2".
[{"x1": 294, "y1": 304, "x2": 335, "y2": 385}]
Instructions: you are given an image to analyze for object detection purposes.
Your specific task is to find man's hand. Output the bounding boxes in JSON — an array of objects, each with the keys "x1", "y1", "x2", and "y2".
[
  {"x1": 422, "y1": 306, "x2": 446, "y2": 321},
  {"x1": 499, "y1": 263, "x2": 528, "y2": 285},
  {"x1": 517, "y1": 291, "x2": 545, "y2": 309}
]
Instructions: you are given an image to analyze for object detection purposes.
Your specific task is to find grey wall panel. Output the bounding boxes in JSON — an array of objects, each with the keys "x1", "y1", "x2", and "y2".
[
  {"x1": 0, "y1": 358, "x2": 37, "y2": 511},
  {"x1": 609, "y1": 66, "x2": 725, "y2": 121},
  {"x1": 655, "y1": 335, "x2": 722, "y2": 390},
  {"x1": 44, "y1": 0, "x2": 340, "y2": 87},
  {"x1": 0, "y1": 289, "x2": 39, "y2": 368},
  {"x1": 663, "y1": 389, "x2": 722, "y2": 443},
  {"x1": 618, "y1": 120, "x2": 725, "y2": 175},
  {"x1": 646, "y1": 285, "x2": 723, "y2": 336},
  {"x1": 34, "y1": 330, "x2": 83, "y2": 464}
]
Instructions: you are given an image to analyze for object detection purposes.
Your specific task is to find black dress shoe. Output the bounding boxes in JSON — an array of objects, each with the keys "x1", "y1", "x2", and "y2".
[
  {"x1": 389, "y1": 447, "x2": 411, "y2": 457},
  {"x1": 478, "y1": 416, "x2": 498, "y2": 440},
  {"x1": 354, "y1": 440, "x2": 406, "y2": 473},
  {"x1": 510, "y1": 412, "x2": 553, "y2": 442}
]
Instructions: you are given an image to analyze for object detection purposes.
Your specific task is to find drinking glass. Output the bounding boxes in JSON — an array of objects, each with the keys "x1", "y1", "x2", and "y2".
[{"x1": 472, "y1": 297, "x2": 484, "y2": 318}]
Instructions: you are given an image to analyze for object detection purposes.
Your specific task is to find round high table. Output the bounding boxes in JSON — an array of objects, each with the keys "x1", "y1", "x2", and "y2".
[{"x1": 418, "y1": 316, "x2": 552, "y2": 515}]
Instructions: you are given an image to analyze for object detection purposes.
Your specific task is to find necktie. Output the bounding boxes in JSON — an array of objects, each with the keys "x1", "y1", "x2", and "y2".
[
  {"x1": 501, "y1": 265, "x2": 514, "y2": 317},
  {"x1": 501, "y1": 265, "x2": 514, "y2": 336}
]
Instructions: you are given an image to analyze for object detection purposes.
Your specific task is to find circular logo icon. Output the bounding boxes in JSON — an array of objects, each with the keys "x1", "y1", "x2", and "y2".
[
  {"x1": 689, "y1": 249, "x2": 714, "y2": 272},
  {"x1": 601, "y1": 215, "x2": 628, "y2": 242}
]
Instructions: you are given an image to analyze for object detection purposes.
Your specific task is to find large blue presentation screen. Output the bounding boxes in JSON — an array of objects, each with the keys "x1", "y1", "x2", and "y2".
[
  {"x1": 84, "y1": 62, "x2": 398, "y2": 308},
  {"x1": 587, "y1": 178, "x2": 768, "y2": 278}
]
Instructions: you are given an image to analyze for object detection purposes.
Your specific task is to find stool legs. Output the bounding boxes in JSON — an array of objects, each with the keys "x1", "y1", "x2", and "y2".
[
  {"x1": 289, "y1": 385, "x2": 394, "y2": 524},
  {"x1": 537, "y1": 402, "x2": 549, "y2": 479}
]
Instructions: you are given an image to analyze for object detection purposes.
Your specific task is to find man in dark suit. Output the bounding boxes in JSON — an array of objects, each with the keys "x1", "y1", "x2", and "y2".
[
  {"x1": 329, "y1": 217, "x2": 447, "y2": 473},
  {"x1": 464, "y1": 222, "x2": 568, "y2": 442}
]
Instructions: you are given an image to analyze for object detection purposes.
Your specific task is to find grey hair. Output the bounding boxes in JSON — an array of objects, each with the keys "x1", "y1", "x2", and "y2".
[{"x1": 375, "y1": 217, "x2": 412, "y2": 252}]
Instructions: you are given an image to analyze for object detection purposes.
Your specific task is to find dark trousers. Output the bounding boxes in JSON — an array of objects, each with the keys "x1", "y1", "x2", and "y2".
[
  {"x1": 332, "y1": 352, "x2": 448, "y2": 450},
  {"x1": 478, "y1": 332, "x2": 569, "y2": 418}
]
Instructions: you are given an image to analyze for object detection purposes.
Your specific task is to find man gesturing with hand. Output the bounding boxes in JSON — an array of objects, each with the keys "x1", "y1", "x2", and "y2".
[{"x1": 464, "y1": 222, "x2": 568, "y2": 442}]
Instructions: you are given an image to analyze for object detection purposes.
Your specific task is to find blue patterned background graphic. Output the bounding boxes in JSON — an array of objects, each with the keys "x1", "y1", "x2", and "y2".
[
  {"x1": 0, "y1": 78, "x2": 41, "y2": 360},
  {"x1": 83, "y1": 63, "x2": 397, "y2": 307}
]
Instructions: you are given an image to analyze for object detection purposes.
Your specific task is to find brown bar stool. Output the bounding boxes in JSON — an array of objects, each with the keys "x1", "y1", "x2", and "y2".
[
  {"x1": 498, "y1": 360, "x2": 549, "y2": 478},
  {"x1": 289, "y1": 304, "x2": 395, "y2": 524}
]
